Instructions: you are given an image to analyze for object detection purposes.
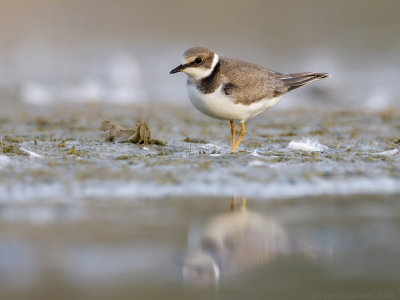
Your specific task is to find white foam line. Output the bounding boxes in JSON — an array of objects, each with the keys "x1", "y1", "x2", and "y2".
[
  {"x1": 20, "y1": 147, "x2": 44, "y2": 159},
  {"x1": 288, "y1": 138, "x2": 327, "y2": 152},
  {"x1": 248, "y1": 159, "x2": 266, "y2": 167},
  {"x1": 372, "y1": 149, "x2": 399, "y2": 156},
  {"x1": 1, "y1": 176, "x2": 399, "y2": 203}
]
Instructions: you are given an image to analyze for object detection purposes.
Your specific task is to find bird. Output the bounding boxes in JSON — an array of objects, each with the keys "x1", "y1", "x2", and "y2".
[{"x1": 170, "y1": 47, "x2": 330, "y2": 153}]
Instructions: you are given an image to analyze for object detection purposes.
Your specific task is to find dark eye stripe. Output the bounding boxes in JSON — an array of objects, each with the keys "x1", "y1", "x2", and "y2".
[{"x1": 181, "y1": 58, "x2": 203, "y2": 69}]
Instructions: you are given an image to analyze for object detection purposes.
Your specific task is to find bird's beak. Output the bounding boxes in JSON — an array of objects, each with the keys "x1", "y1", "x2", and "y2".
[{"x1": 170, "y1": 64, "x2": 184, "y2": 74}]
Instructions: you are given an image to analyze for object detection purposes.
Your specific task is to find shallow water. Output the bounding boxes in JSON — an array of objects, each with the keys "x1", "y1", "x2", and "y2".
[
  {"x1": 0, "y1": 195, "x2": 399, "y2": 300},
  {"x1": 1, "y1": 104, "x2": 399, "y2": 299}
]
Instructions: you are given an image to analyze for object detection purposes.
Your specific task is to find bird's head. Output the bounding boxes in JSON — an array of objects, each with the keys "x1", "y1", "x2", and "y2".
[{"x1": 170, "y1": 47, "x2": 219, "y2": 80}]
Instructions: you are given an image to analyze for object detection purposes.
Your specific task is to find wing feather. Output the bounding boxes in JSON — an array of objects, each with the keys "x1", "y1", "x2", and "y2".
[{"x1": 219, "y1": 57, "x2": 287, "y2": 105}]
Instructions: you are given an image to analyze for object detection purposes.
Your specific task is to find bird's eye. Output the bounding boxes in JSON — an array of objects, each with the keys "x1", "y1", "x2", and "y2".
[{"x1": 195, "y1": 58, "x2": 203, "y2": 64}]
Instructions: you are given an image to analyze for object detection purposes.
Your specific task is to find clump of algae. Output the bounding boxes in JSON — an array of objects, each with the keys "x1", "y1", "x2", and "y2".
[
  {"x1": 183, "y1": 137, "x2": 208, "y2": 144},
  {"x1": 57, "y1": 140, "x2": 67, "y2": 147},
  {"x1": 3, "y1": 136, "x2": 23, "y2": 143},
  {"x1": 100, "y1": 121, "x2": 135, "y2": 142},
  {"x1": 100, "y1": 120, "x2": 165, "y2": 146},
  {"x1": 66, "y1": 145, "x2": 78, "y2": 155},
  {"x1": 1, "y1": 144, "x2": 28, "y2": 156}
]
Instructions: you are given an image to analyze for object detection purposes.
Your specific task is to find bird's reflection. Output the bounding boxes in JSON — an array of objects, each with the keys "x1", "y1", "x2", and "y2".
[{"x1": 182, "y1": 197, "x2": 315, "y2": 285}]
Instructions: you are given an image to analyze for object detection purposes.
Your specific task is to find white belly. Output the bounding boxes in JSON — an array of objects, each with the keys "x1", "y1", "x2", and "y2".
[{"x1": 187, "y1": 84, "x2": 282, "y2": 122}]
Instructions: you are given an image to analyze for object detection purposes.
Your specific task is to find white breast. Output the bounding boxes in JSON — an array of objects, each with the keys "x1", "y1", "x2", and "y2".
[{"x1": 187, "y1": 84, "x2": 282, "y2": 122}]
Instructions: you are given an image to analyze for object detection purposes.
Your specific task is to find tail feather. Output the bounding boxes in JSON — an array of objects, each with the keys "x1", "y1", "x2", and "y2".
[{"x1": 281, "y1": 72, "x2": 330, "y2": 92}]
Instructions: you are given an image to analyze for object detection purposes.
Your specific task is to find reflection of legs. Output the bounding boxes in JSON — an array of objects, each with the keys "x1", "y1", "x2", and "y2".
[
  {"x1": 232, "y1": 122, "x2": 246, "y2": 153},
  {"x1": 230, "y1": 120, "x2": 236, "y2": 152},
  {"x1": 231, "y1": 196, "x2": 246, "y2": 210},
  {"x1": 241, "y1": 197, "x2": 246, "y2": 209},
  {"x1": 231, "y1": 195, "x2": 236, "y2": 210}
]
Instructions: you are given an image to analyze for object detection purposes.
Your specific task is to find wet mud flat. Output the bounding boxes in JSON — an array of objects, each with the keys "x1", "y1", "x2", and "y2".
[
  {"x1": 0, "y1": 103, "x2": 400, "y2": 299},
  {"x1": 0, "y1": 103, "x2": 399, "y2": 200}
]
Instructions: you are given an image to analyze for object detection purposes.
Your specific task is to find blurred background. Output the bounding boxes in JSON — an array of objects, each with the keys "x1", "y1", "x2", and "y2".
[{"x1": 0, "y1": 0, "x2": 399, "y2": 109}]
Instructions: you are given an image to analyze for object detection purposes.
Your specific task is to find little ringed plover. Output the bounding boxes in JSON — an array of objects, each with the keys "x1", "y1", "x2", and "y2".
[{"x1": 170, "y1": 47, "x2": 330, "y2": 153}]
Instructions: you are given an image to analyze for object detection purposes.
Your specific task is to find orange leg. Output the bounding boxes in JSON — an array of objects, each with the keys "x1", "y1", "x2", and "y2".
[
  {"x1": 232, "y1": 122, "x2": 246, "y2": 153},
  {"x1": 230, "y1": 120, "x2": 236, "y2": 152}
]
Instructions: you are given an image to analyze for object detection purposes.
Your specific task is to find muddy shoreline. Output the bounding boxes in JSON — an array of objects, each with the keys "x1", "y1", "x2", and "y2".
[{"x1": 1, "y1": 104, "x2": 399, "y2": 201}]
